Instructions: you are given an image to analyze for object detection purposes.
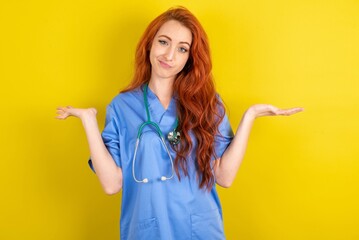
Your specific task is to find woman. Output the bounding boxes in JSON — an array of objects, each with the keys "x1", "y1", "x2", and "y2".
[{"x1": 56, "y1": 6, "x2": 303, "y2": 240}]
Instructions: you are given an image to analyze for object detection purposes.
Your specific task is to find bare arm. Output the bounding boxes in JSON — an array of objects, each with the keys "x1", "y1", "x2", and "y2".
[
  {"x1": 214, "y1": 104, "x2": 303, "y2": 188},
  {"x1": 56, "y1": 106, "x2": 123, "y2": 195}
]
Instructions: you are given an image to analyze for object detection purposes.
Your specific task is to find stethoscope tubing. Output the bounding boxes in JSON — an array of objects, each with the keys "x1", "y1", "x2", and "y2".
[{"x1": 131, "y1": 84, "x2": 176, "y2": 183}]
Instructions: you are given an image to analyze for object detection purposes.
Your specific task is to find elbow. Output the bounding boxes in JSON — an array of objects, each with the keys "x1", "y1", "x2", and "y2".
[
  {"x1": 214, "y1": 158, "x2": 236, "y2": 188},
  {"x1": 215, "y1": 169, "x2": 235, "y2": 188},
  {"x1": 103, "y1": 180, "x2": 123, "y2": 195},
  {"x1": 216, "y1": 179, "x2": 234, "y2": 188},
  {"x1": 101, "y1": 167, "x2": 123, "y2": 195},
  {"x1": 215, "y1": 173, "x2": 234, "y2": 188}
]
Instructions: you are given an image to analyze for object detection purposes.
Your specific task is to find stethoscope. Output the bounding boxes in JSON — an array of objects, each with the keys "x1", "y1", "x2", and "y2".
[{"x1": 132, "y1": 83, "x2": 181, "y2": 184}]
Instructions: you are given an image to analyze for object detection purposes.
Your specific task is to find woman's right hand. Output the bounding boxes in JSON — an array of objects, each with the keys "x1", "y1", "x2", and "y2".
[
  {"x1": 56, "y1": 106, "x2": 97, "y2": 120},
  {"x1": 56, "y1": 106, "x2": 122, "y2": 194}
]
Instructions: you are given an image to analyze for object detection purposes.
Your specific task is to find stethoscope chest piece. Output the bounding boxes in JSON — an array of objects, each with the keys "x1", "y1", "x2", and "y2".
[{"x1": 168, "y1": 130, "x2": 180, "y2": 145}]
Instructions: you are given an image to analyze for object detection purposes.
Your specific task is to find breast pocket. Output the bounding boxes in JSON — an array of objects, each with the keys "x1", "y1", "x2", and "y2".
[
  {"x1": 122, "y1": 218, "x2": 160, "y2": 240},
  {"x1": 191, "y1": 209, "x2": 225, "y2": 240}
]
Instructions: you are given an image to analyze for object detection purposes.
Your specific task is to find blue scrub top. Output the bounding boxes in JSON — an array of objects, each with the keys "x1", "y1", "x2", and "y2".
[{"x1": 89, "y1": 85, "x2": 234, "y2": 240}]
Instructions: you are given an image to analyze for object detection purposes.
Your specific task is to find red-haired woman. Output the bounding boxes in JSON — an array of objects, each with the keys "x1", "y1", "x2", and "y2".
[{"x1": 56, "y1": 6, "x2": 303, "y2": 240}]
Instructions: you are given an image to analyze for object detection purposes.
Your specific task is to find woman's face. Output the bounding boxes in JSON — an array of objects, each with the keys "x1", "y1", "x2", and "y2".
[{"x1": 149, "y1": 20, "x2": 192, "y2": 82}]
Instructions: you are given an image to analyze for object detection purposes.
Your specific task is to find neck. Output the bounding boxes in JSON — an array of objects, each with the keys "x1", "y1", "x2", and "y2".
[{"x1": 148, "y1": 78, "x2": 174, "y2": 109}]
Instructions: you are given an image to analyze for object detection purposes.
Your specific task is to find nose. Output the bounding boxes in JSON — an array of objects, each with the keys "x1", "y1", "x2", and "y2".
[{"x1": 164, "y1": 47, "x2": 176, "y2": 61}]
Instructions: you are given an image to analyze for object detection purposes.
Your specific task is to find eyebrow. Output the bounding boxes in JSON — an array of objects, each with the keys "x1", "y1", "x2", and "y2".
[{"x1": 158, "y1": 35, "x2": 191, "y2": 47}]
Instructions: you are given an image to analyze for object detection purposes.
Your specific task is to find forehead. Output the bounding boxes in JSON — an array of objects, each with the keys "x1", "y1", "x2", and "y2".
[{"x1": 155, "y1": 20, "x2": 192, "y2": 44}]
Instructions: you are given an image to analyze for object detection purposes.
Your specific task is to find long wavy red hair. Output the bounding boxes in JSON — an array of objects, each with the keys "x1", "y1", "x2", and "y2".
[{"x1": 122, "y1": 6, "x2": 225, "y2": 190}]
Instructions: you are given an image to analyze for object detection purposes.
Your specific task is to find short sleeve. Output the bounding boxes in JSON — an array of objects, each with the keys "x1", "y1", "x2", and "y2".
[
  {"x1": 214, "y1": 112, "x2": 234, "y2": 159},
  {"x1": 88, "y1": 104, "x2": 122, "y2": 173}
]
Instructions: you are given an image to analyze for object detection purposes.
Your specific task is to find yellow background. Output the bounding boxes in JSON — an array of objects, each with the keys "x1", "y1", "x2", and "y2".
[{"x1": 1, "y1": 0, "x2": 358, "y2": 239}]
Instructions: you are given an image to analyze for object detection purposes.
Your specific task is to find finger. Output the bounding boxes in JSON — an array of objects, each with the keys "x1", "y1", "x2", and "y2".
[
  {"x1": 55, "y1": 115, "x2": 66, "y2": 120},
  {"x1": 294, "y1": 107, "x2": 304, "y2": 112},
  {"x1": 257, "y1": 112, "x2": 276, "y2": 117},
  {"x1": 287, "y1": 107, "x2": 304, "y2": 114},
  {"x1": 278, "y1": 107, "x2": 304, "y2": 116},
  {"x1": 57, "y1": 107, "x2": 71, "y2": 114}
]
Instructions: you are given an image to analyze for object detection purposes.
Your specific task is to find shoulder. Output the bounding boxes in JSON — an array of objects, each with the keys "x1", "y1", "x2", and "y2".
[
  {"x1": 215, "y1": 92, "x2": 225, "y2": 103},
  {"x1": 215, "y1": 93, "x2": 226, "y2": 115},
  {"x1": 108, "y1": 87, "x2": 144, "y2": 112}
]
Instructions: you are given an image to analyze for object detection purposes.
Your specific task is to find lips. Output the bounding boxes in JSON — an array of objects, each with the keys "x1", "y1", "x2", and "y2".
[{"x1": 158, "y1": 60, "x2": 172, "y2": 69}]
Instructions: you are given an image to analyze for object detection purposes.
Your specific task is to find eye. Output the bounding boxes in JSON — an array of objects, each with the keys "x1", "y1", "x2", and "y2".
[
  {"x1": 179, "y1": 47, "x2": 188, "y2": 53},
  {"x1": 159, "y1": 40, "x2": 168, "y2": 45}
]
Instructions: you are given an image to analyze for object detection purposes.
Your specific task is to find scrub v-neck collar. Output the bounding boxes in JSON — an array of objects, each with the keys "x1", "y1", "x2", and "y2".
[{"x1": 144, "y1": 84, "x2": 176, "y2": 125}]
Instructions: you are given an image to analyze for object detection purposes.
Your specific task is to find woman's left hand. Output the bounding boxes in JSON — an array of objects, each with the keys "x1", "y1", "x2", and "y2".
[
  {"x1": 214, "y1": 104, "x2": 303, "y2": 187},
  {"x1": 246, "y1": 104, "x2": 304, "y2": 119}
]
